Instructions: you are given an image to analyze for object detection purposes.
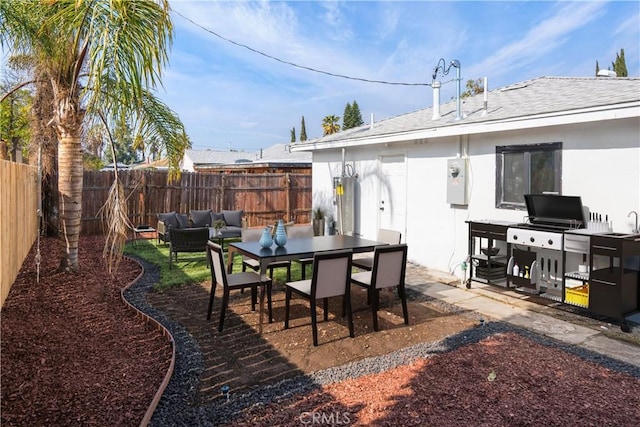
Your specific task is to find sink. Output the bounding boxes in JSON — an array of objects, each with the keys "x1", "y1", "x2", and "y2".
[{"x1": 599, "y1": 232, "x2": 640, "y2": 241}]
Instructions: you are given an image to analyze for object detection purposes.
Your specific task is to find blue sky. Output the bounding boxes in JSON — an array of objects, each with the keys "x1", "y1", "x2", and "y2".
[{"x1": 160, "y1": 1, "x2": 639, "y2": 152}]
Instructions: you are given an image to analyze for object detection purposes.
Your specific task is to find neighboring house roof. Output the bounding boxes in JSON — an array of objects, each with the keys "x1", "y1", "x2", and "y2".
[
  {"x1": 292, "y1": 76, "x2": 640, "y2": 150},
  {"x1": 100, "y1": 162, "x2": 130, "y2": 171},
  {"x1": 253, "y1": 143, "x2": 312, "y2": 164},
  {"x1": 183, "y1": 143, "x2": 311, "y2": 169},
  {"x1": 131, "y1": 158, "x2": 169, "y2": 170}
]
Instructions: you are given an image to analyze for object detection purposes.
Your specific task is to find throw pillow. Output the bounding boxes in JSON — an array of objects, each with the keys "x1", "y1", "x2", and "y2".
[
  {"x1": 222, "y1": 210, "x2": 243, "y2": 227},
  {"x1": 191, "y1": 210, "x2": 213, "y2": 228},
  {"x1": 158, "y1": 211, "x2": 178, "y2": 229},
  {"x1": 211, "y1": 211, "x2": 225, "y2": 225},
  {"x1": 176, "y1": 213, "x2": 189, "y2": 229}
]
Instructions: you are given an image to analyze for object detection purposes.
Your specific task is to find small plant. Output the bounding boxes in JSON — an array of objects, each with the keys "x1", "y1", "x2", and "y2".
[
  {"x1": 313, "y1": 207, "x2": 326, "y2": 220},
  {"x1": 213, "y1": 219, "x2": 226, "y2": 230}
]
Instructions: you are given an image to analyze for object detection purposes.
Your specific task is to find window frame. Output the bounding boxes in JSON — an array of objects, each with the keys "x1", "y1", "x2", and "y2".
[{"x1": 495, "y1": 142, "x2": 562, "y2": 209}]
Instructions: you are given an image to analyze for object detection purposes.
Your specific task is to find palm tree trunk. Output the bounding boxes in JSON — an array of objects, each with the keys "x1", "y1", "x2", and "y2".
[{"x1": 57, "y1": 136, "x2": 83, "y2": 272}]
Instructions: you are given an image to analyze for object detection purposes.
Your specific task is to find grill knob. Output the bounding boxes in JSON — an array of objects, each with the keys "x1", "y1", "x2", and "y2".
[
  {"x1": 530, "y1": 237, "x2": 535, "y2": 243},
  {"x1": 513, "y1": 235, "x2": 518, "y2": 240},
  {"x1": 548, "y1": 239, "x2": 553, "y2": 245}
]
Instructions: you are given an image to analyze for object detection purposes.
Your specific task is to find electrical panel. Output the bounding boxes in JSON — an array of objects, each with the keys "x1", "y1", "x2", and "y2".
[
  {"x1": 334, "y1": 176, "x2": 355, "y2": 235},
  {"x1": 446, "y1": 158, "x2": 468, "y2": 205}
]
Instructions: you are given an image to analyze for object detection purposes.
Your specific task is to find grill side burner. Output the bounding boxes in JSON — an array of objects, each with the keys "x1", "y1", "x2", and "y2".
[{"x1": 506, "y1": 227, "x2": 563, "y2": 250}]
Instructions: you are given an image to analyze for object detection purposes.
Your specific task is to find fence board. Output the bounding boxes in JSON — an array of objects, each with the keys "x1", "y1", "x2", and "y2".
[{"x1": 1, "y1": 160, "x2": 38, "y2": 308}]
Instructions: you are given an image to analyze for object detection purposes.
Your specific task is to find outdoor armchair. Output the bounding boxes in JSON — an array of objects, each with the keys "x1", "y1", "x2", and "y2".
[
  {"x1": 157, "y1": 211, "x2": 189, "y2": 244},
  {"x1": 168, "y1": 226, "x2": 210, "y2": 269}
]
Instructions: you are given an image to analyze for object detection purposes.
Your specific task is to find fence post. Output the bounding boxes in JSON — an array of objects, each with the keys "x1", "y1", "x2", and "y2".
[
  {"x1": 220, "y1": 174, "x2": 226, "y2": 211},
  {"x1": 284, "y1": 173, "x2": 291, "y2": 222}
]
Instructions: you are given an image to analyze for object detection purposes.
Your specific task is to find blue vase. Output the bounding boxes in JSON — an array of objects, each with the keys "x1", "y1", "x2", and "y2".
[
  {"x1": 259, "y1": 227, "x2": 273, "y2": 248},
  {"x1": 274, "y1": 220, "x2": 287, "y2": 247}
]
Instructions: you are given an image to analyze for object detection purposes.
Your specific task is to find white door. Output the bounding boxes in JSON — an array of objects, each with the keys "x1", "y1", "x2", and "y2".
[{"x1": 378, "y1": 155, "x2": 406, "y2": 240}]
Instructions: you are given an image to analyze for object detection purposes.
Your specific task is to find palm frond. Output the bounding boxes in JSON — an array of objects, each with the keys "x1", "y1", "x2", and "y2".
[{"x1": 98, "y1": 172, "x2": 133, "y2": 276}]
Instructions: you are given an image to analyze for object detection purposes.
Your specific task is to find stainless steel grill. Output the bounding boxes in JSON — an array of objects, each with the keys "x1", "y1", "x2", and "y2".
[{"x1": 506, "y1": 194, "x2": 586, "y2": 297}]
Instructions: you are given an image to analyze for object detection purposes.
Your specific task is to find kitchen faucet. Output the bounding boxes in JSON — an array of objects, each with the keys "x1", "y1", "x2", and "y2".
[{"x1": 629, "y1": 211, "x2": 639, "y2": 233}]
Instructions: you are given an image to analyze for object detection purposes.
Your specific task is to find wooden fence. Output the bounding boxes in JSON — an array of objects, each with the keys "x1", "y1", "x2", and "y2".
[
  {"x1": 1, "y1": 168, "x2": 311, "y2": 307},
  {"x1": 81, "y1": 170, "x2": 313, "y2": 234},
  {"x1": 1, "y1": 160, "x2": 38, "y2": 308}
]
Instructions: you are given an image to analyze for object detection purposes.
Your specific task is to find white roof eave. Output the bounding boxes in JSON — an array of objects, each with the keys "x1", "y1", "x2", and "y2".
[{"x1": 291, "y1": 102, "x2": 640, "y2": 152}]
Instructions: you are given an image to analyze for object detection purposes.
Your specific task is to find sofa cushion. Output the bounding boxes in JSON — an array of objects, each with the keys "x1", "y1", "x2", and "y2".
[
  {"x1": 222, "y1": 210, "x2": 244, "y2": 227},
  {"x1": 176, "y1": 213, "x2": 189, "y2": 229},
  {"x1": 158, "y1": 211, "x2": 178, "y2": 229},
  {"x1": 218, "y1": 226, "x2": 242, "y2": 239},
  {"x1": 211, "y1": 211, "x2": 225, "y2": 226},
  {"x1": 191, "y1": 210, "x2": 212, "y2": 228}
]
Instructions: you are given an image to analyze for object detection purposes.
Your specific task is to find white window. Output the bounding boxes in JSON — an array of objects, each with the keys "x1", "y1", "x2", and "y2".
[{"x1": 496, "y1": 142, "x2": 562, "y2": 209}]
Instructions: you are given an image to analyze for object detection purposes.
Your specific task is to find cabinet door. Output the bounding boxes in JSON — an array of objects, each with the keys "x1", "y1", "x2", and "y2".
[{"x1": 589, "y1": 276, "x2": 620, "y2": 319}]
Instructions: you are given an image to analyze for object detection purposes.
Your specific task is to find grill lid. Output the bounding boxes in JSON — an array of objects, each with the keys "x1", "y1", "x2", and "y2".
[{"x1": 524, "y1": 194, "x2": 585, "y2": 229}]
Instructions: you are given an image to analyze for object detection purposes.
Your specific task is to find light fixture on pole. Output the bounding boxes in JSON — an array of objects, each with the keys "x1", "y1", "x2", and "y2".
[{"x1": 432, "y1": 58, "x2": 462, "y2": 120}]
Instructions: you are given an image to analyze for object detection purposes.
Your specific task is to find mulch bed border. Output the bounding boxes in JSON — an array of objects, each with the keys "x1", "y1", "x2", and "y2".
[{"x1": 119, "y1": 256, "x2": 176, "y2": 426}]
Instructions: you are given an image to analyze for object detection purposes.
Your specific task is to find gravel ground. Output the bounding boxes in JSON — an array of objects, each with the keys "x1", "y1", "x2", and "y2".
[{"x1": 124, "y1": 258, "x2": 640, "y2": 426}]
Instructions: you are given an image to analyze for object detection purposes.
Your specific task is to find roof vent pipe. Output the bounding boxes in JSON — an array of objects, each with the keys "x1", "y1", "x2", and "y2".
[
  {"x1": 432, "y1": 81, "x2": 441, "y2": 120},
  {"x1": 370, "y1": 113, "x2": 374, "y2": 130},
  {"x1": 482, "y1": 76, "x2": 488, "y2": 116},
  {"x1": 431, "y1": 58, "x2": 462, "y2": 120}
]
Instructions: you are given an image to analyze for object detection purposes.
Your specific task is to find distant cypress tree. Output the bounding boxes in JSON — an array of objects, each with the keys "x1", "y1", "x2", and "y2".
[
  {"x1": 342, "y1": 100, "x2": 363, "y2": 130},
  {"x1": 613, "y1": 49, "x2": 628, "y2": 77},
  {"x1": 351, "y1": 100, "x2": 364, "y2": 127},
  {"x1": 300, "y1": 116, "x2": 307, "y2": 141},
  {"x1": 290, "y1": 127, "x2": 296, "y2": 143},
  {"x1": 598, "y1": 49, "x2": 628, "y2": 77},
  {"x1": 342, "y1": 102, "x2": 353, "y2": 130}
]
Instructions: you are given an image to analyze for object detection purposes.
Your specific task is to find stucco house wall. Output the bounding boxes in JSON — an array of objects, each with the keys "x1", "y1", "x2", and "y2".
[{"x1": 309, "y1": 115, "x2": 639, "y2": 276}]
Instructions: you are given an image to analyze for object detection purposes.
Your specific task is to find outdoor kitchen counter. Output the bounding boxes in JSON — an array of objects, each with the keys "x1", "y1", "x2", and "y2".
[{"x1": 589, "y1": 232, "x2": 640, "y2": 331}]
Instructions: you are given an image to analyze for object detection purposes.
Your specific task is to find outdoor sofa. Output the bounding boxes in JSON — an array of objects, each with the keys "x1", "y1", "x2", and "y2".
[
  {"x1": 157, "y1": 209, "x2": 245, "y2": 244},
  {"x1": 157, "y1": 209, "x2": 245, "y2": 267}
]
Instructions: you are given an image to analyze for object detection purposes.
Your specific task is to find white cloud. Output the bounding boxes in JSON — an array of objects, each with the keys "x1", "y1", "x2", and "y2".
[{"x1": 468, "y1": 1, "x2": 607, "y2": 79}]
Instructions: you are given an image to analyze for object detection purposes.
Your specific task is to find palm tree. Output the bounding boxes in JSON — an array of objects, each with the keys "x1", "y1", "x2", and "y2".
[
  {"x1": 322, "y1": 115, "x2": 341, "y2": 135},
  {"x1": 0, "y1": 0, "x2": 189, "y2": 272}
]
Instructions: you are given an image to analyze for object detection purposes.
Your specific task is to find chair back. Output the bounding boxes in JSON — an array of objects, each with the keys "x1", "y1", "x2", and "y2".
[
  {"x1": 371, "y1": 244, "x2": 408, "y2": 289},
  {"x1": 207, "y1": 241, "x2": 228, "y2": 288},
  {"x1": 311, "y1": 250, "x2": 353, "y2": 299},
  {"x1": 287, "y1": 224, "x2": 314, "y2": 239},
  {"x1": 377, "y1": 228, "x2": 402, "y2": 245},
  {"x1": 170, "y1": 227, "x2": 210, "y2": 252},
  {"x1": 241, "y1": 227, "x2": 263, "y2": 242}
]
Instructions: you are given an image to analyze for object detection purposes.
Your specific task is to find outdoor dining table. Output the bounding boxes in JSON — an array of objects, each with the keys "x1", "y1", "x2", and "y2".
[{"x1": 226, "y1": 234, "x2": 386, "y2": 331}]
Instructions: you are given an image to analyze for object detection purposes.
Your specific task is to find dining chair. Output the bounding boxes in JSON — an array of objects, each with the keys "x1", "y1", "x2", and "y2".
[
  {"x1": 351, "y1": 244, "x2": 409, "y2": 331},
  {"x1": 241, "y1": 228, "x2": 291, "y2": 282},
  {"x1": 352, "y1": 228, "x2": 402, "y2": 271},
  {"x1": 206, "y1": 241, "x2": 273, "y2": 332},
  {"x1": 284, "y1": 249, "x2": 354, "y2": 346},
  {"x1": 287, "y1": 224, "x2": 315, "y2": 279}
]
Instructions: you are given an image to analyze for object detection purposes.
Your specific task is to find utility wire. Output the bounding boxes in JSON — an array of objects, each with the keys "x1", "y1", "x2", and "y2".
[{"x1": 174, "y1": 10, "x2": 433, "y2": 87}]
